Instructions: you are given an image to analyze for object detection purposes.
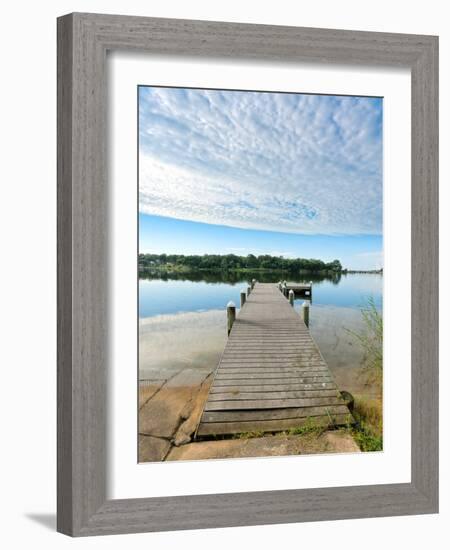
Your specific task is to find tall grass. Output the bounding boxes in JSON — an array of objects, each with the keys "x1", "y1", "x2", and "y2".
[
  {"x1": 344, "y1": 297, "x2": 383, "y2": 451},
  {"x1": 348, "y1": 296, "x2": 383, "y2": 383},
  {"x1": 350, "y1": 397, "x2": 383, "y2": 451}
]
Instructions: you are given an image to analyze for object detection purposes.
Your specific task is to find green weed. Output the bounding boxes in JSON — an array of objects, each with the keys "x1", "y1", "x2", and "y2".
[
  {"x1": 347, "y1": 296, "x2": 383, "y2": 384},
  {"x1": 348, "y1": 396, "x2": 383, "y2": 452}
]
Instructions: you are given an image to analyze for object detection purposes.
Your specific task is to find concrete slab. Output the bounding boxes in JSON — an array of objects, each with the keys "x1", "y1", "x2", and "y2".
[
  {"x1": 166, "y1": 431, "x2": 360, "y2": 461},
  {"x1": 139, "y1": 435, "x2": 171, "y2": 462},
  {"x1": 139, "y1": 368, "x2": 212, "y2": 438}
]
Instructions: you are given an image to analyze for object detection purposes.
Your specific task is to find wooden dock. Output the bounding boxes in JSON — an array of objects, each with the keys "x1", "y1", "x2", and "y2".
[
  {"x1": 196, "y1": 282, "x2": 353, "y2": 437},
  {"x1": 286, "y1": 282, "x2": 312, "y2": 294}
]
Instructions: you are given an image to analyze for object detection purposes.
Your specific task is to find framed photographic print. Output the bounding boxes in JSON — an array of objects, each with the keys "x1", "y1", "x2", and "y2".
[
  {"x1": 137, "y1": 84, "x2": 381, "y2": 459},
  {"x1": 57, "y1": 13, "x2": 438, "y2": 536}
]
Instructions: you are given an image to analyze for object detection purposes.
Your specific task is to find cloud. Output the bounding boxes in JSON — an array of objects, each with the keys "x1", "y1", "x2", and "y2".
[{"x1": 139, "y1": 87, "x2": 382, "y2": 235}]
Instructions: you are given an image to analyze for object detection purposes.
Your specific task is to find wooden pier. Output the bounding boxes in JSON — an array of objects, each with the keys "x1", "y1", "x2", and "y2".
[
  {"x1": 196, "y1": 282, "x2": 353, "y2": 437},
  {"x1": 285, "y1": 282, "x2": 312, "y2": 295}
]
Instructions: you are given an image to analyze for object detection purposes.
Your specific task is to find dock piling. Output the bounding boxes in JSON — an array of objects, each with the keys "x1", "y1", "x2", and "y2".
[
  {"x1": 302, "y1": 301, "x2": 310, "y2": 327},
  {"x1": 227, "y1": 301, "x2": 236, "y2": 336},
  {"x1": 251, "y1": 278, "x2": 256, "y2": 290},
  {"x1": 282, "y1": 282, "x2": 312, "y2": 301},
  {"x1": 289, "y1": 289, "x2": 295, "y2": 306},
  {"x1": 247, "y1": 285, "x2": 251, "y2": 297},
  {"x1": 240, "y1": 290, "x2": 246, "y2": 308}
]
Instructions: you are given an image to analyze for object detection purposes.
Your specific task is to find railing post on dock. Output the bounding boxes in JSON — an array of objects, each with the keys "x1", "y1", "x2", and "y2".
[
  {"x1": 240, "y1": 290, "x2": 246, "y2": 308},
  {"x1": 289, "y1": 289, "x2": 294, "y2": 306},
  {"x1": 251, "y1": 278, "x2": 256, "y2": 290},
  {"x1": 278, "y1": 281, "x2": 282, "y2": 292},
  {"x1": 283, "y1": 283, "x2": 288, "y2": 297},
  {"x1": 302, "y1": 301, "x2": 310, "y2": 327},
  {"x1": 247, "y1": 285, "x2": 251, "y2": 297},
  {"x1": 227, "y1": 301, "x2": 236, "y2": 336}
]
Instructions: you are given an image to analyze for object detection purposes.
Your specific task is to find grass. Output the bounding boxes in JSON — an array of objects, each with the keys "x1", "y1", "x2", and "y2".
[
  {"x1": 281, "y1": 409, "x2": 382, "y2": 453},
  {"x1": 286, "y1": 417, "x2": 328, "y2": 437},
  {"x1": 346, "y1": 396, "x2": 383, "y2": 452},
  {"x1": 342, "y1": 296, "x2": 383, "y2": 451},
  {"x1": 230, "y1": 418, "x2": 328, "y2": 440},
  {"x1": 285, "y1": 414, "x2": 382, "y2": 453},
  {"x1": 347, "y1": 296, "x2": 383, "y2": 384}
]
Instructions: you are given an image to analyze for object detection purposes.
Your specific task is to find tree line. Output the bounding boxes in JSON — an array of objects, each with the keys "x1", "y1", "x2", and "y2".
[{"x1": 138, "y1": 253, "x2": 343, "y2": 273}]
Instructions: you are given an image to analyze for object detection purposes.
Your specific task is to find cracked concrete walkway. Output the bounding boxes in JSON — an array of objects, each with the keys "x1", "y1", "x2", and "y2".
[{"x1": 138, "y1": 369, "x2": 360, "y2": 462}]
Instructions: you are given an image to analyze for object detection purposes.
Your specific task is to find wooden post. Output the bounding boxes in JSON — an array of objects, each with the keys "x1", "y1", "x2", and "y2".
[
  {"x1": 302, "y1": 301, "x2": 310, "y2": 327},
  {"x1": 278, "y1": 281, "x2": 282, "y2": 291},
  {"x1": 283, "y1": 283, "x2": 288, "y2": 297},
  {"x1": 227, "y1": 301, "x2": 236, "y2": 336},
  {"x1": 240, "y1": 290, "x2": 246, "y2": 308},
  {"x1": 289, "y1": 289, "x2": 294, "y2": 306},
  {"x1": 251, "y1": 278, "x2": 256, "y2": 290},
  {"x1": 247, "y1": 285, "x2": 251, "y2": 297}
]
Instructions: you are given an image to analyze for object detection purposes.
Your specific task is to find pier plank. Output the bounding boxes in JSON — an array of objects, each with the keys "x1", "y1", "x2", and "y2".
[
  {"x1": 204, "y1": 397, "x2": 344, "y2": 411},
  {"x1": 197, "y1": 415, "x2": 353, "y2": 437},
  {"x1": 208, "y1": 390, "x2": 340, "y2": 400},
  {"x1": 215, "y1": 373, "x2": 333, "y2": 381},
  {"x1": 210, "y1": 382, "x2": 337, "y2": 393},
  {"x1": 218, "y1": 370, "x2": 331, "y2": 377},
  {"x1": 213, "y1": 381, "x2": 332, "y2": 389},
  {"x1": 202, "y1": 405, "x2": 350, "y2": 423},
  {"x1": 197, "y1": 283, "x2": 353, "y2": 437}
]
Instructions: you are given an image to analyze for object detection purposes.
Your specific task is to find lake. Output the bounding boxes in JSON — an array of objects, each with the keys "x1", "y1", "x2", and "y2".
[{"x1": 139, "y1": 271, "x2": 383, "y2": 397}]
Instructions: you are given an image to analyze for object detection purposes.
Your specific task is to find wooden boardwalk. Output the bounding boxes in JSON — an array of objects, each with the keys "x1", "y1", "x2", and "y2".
[
  {"x1": 285, "y1": 282, "x2": 312, "y2": 297},
  {"x1": 196, "y1": 283, "x2": 353, "y2": 437}
]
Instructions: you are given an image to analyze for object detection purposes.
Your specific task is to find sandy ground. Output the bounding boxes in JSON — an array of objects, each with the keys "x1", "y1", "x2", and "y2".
[{"x1": 138, "y1": 306, "x2": 377, "y2": 462}]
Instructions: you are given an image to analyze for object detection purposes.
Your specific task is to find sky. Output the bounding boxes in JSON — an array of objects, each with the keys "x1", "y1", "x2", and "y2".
[{"x1": 138, "y1": 86, "x2": 383, "y2": 270}]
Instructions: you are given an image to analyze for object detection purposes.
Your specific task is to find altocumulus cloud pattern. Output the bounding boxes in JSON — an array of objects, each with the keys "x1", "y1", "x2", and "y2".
[{"x1": 139, "y1": 87, "x2": 382, "y2": 236}]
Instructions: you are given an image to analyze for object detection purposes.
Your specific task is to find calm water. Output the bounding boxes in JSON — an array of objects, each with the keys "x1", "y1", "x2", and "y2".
[
  {"x1": 139, "y1": 272, "x2": 382, "y2": 318},
  {"x1": 139, "y1": 271, "x2": 382, "y2": 397}
]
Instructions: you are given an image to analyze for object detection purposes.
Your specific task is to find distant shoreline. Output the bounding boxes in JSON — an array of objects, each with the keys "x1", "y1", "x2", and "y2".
[
  {"x1": 138, "y1": 265, "x2": 383, "y2": 276},
  {"x1": 341, "y1": 269, "x2": 383, "y2": 275},
  {"x1": 138, "y1": 252, "x2": 382, "y2": 275}
]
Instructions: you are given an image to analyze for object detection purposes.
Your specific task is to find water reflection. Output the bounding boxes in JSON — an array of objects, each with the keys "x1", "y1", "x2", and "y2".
[
  {"x1": 139, "y1": 268, "x2": 342, "y2": 285},
  {"x1": 139, "y1": 271, "x2": 382, "y2": 396},
  {"x1": 139, "y1": 271, "x2": 382, "y2": 317}
]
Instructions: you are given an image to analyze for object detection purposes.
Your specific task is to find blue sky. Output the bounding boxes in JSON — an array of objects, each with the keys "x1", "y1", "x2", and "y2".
[{"x1": 139, "y1": 86, "x2": 383, "y2": 269}]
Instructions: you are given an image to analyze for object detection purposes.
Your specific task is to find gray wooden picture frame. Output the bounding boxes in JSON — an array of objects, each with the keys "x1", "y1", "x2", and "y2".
[{"x1": 57, "y1": 12, "x2": 439, "y2": 537}]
